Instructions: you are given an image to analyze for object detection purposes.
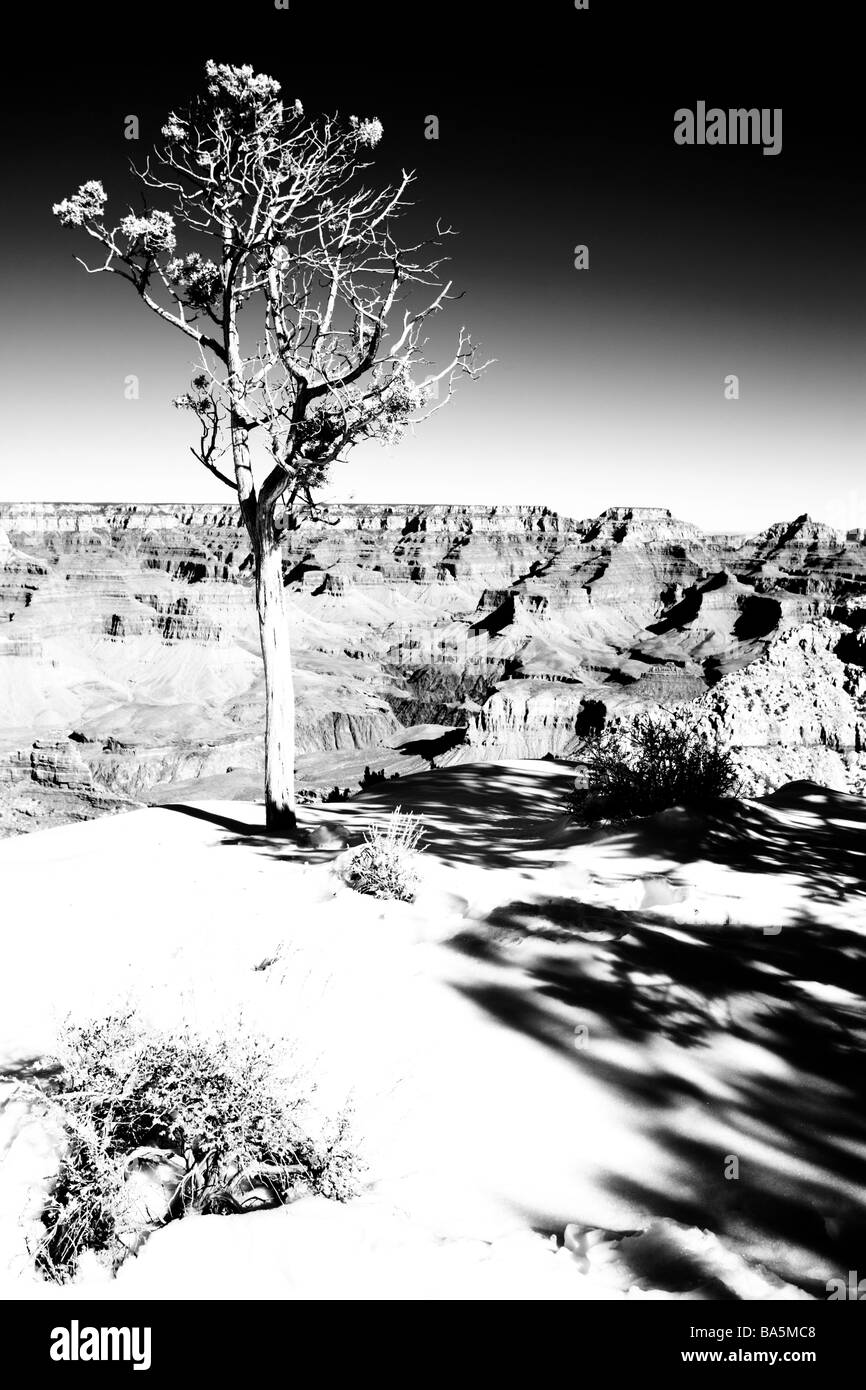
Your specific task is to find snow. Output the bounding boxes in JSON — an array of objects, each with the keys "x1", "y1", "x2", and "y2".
[{"x1": 2, "y1": 761, "x2": 863, "y2": 1299}]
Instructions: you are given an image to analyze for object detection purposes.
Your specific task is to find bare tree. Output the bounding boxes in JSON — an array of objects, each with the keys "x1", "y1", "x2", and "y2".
[{"x1": 54, "y1": 61, "x2": 487, "y2": 833}]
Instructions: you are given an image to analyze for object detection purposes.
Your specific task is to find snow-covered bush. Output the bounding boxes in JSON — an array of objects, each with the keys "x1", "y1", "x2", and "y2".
[
  {"x1": 27, "y1": 1010, "x2": 362, "y2": 1282},
  {"x1": 346, "y1": 808, "x2": 425, "y2": 902}
]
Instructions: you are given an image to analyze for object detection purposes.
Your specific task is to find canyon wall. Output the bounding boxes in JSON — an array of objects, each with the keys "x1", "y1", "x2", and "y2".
[{"x1": 1, "y1": 501, "x2": 865, "y2": 832}]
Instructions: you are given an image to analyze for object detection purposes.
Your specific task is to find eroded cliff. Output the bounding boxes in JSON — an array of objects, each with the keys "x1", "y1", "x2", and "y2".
[{"x1": 1, "y1": 502, "x2": 864, "y2": 832}]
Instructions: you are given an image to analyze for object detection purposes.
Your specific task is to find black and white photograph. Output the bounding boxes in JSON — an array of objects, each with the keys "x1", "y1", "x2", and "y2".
[{"x1": 0, "y1": 0, "x2": 864, "y2": 1351}]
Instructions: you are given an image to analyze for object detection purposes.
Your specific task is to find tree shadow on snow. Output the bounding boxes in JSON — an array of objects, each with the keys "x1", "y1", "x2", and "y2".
[
  {"x1": 629, "y1": 780, "x2": 866, "y2": 906},
  {"x1": 159, "y1": 762, "x2": 580, "y2": 870},
  {"x1": 336, "y1": 760, "x2": 578, "y2": 869},
  {"x1": 447, "y1": 783, "x2": 866, "y2": 1293},
  {"x1": 154, "y1": 803, "x2": 352, "y2": 865},
  {"x1": 157, "y1": 803, "x2": 266, "y2": 837}
]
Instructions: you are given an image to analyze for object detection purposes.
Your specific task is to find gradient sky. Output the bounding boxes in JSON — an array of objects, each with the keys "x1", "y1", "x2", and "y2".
[{"x1": 2, "y1": 3, "x2": 864, "y2": 533}]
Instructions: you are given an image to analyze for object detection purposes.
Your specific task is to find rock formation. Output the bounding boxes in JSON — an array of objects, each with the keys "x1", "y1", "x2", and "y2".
[
  {"x1": 1, "y1": 501, "x2": 865, "y2": 831},
  {"x1": 608, "y1": 619, "x2": 866, "y2": 797}
]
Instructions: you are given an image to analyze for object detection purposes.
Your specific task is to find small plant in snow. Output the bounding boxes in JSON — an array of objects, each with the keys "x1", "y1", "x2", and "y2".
[
  {"x1": 25, "y1": 1010, "x2": 362, "y2": 1283},
  {"x1": 347, "y1": 808, "x2": 425, "y2": 902}
]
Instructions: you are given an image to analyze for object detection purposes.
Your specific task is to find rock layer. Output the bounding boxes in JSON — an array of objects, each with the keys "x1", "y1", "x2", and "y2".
[{"x1": 1, "y1": 502, "x2": 865, "y2": 830}]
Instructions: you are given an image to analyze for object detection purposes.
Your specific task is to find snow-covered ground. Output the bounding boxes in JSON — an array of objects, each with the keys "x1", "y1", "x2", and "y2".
[{"x1": 1, "y1": 761, "x2": 863, "y2": 1299}]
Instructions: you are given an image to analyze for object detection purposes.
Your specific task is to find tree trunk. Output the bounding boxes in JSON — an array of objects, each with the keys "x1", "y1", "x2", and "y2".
[{"x1": 254, "y1": 514, "x2": 297, "y2": 835}]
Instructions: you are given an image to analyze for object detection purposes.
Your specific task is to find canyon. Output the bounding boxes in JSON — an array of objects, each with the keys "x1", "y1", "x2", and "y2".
[{"x1": 1, "y1": 500, "x2": 865, "y2": 835}]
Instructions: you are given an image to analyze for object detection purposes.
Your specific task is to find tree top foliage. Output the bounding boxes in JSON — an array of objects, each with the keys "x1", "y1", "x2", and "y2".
[{"x1": 53, "y1": 61, "x2": 488, "y2": 526}]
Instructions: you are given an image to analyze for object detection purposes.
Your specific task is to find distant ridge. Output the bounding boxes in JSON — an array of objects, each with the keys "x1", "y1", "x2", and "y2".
[{"x1": 0, "y1": 500, "x2": 850, "y2": 543}]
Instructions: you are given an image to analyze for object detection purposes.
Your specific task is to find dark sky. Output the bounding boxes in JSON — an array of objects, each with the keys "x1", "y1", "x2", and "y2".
[{"x1": 2, "y1": 2, "x2": 864, "y2": 531}]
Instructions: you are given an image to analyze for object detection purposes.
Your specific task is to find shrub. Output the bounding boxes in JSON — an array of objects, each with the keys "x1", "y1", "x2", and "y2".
[
  {"x1": 26, "y1": 1011, "x2": 362, "y2": 1282},
  {"x1": 346, "y1": 808, "x2": 425, "y2": 902},
  {"x1": 572, "y1": 712, "x2": 739, "y2": 822},
  {"x1": 361, "y1": 765, "x2": 387, "y2": 789},
  {"x1": 325, "y1": 785, "x2": 352, "y2": 802}
]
